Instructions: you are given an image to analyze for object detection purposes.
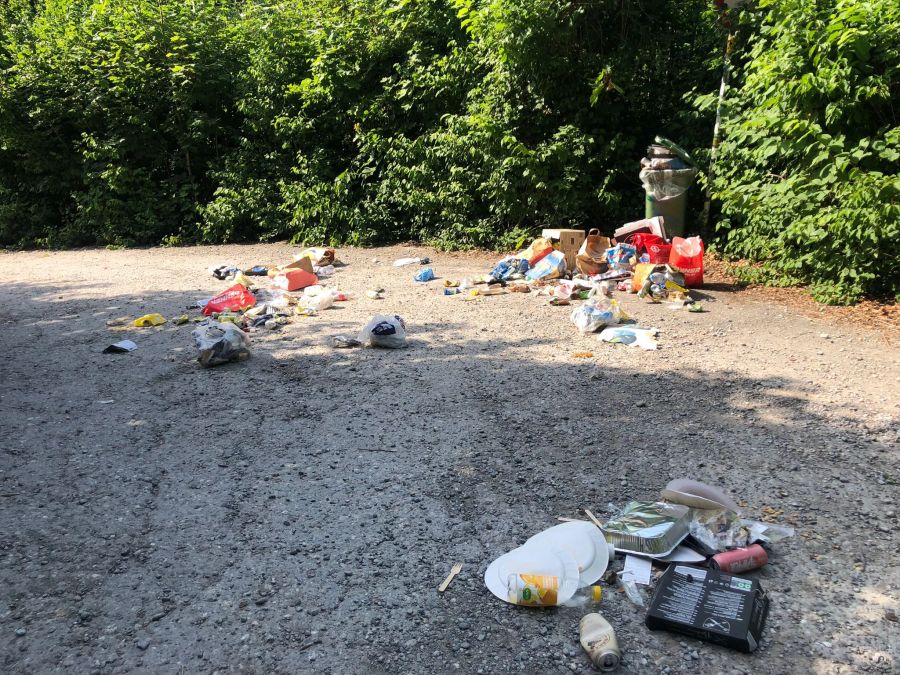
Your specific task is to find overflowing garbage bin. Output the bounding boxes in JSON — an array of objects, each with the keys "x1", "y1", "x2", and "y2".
[{"x1": 640, "y1": 137, "x2": 698, "y2": 239}]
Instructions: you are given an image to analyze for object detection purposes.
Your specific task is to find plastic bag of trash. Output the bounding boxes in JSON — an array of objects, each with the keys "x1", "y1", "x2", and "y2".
[
  {"x1": 359, "y1": 314, "x2": 408, "y2": 349},
  {"x1": 192, "y1": 321, "x2": 251, "y2": 367},
  {"x1": 668, "y1": 237, "x2": 704, "y2": 287},
  {"x1": 639, "y1": 166, "x2": 698, "y2": 200},
  {"x1": 570, "y1": 298, "x2": 628, "y2": 333}
]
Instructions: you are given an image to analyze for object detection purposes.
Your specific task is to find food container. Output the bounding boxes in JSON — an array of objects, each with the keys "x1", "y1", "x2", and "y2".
[{"x1": 602, "y1": 501, "x2": 691, "y2": 556}]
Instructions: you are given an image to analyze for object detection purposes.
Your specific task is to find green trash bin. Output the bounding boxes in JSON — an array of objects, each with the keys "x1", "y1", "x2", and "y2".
[{"x1": 640, "y1": 137, "x2": 697, "y2": 239}]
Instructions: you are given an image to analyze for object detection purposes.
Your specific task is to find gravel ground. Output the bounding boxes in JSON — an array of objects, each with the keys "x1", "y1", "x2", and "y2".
[{"x1": 0, "y1": 243, "x2": 897, "y2": 674}]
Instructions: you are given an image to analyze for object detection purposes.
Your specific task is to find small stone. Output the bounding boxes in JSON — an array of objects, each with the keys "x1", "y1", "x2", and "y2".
[
  {"x1": 136, "y1": 638, "x2": 150, "y2": 651},
  {"x1": 635, "y1": 401, "x2": 647, "y2": 408},
  {"x1": 15, "y1": 628, "x2": 26, "y2": 637}
]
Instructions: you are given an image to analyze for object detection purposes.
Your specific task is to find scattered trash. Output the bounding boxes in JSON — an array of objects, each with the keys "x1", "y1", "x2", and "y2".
[
  {"x1": 105, "y1": 317, "x2": 131, "y2": 328},
  {"x1": 607, "y1": 243, "x2": 638, "y2": 272},
  {"x1": 579, "y1": 613, "x2": 622, "y2": 671},
  {"x1": 414, "y1": 267, "x2": 435, "y2": 282},
  {"x1": 132, "y1": 313, "x2": 166, "y2": 327},
  {"x1": 438, "y1": 562, "x2": 463, "y2": 593},
  {"x1": 192, "y1": 321, "x2": 251, "y2": 367},
  {"x1": 264, "y1": 316, "x2": 289, "y2": 330},
  {"x1": 688, "y1": 303, "x2": 706, "y2": 313},
  {"x1": 570, "y1": 298, "x2": 628, "y2": 334},
  {"x1": 244, "y1": 265, "x2": 269, "y2": 276},
  {"x1": 103, "y1": 339, "x2": 137, "y2": 354},
  {"x1": 645, "y1": 565, "x2": 769, "y2": 653},
  {"x1": 359, "y1": 314, "x2": 408, "y2": 349},
  {"x1": 210, "y1": 264, "x2": 238, "y2": 280},
  {"x1": 393, "y1": 256, "x2": 430, "y2": 267},
  {"x1": 598, "y1": 326, "x2": 659, "y2": 350},
  {"x1": 331, "y1": 335, "x2": 362, "y2": 348},
  {"x1": 635, "y1": 265, "x2": 688, "y2": 301},
  {"x1": 572, "y1": 351, "x2": 594, "y2": 358},
  {"x1": 297, "y1": 247, "x2": 336, "y2": 266},
  {"x1": 366, "y1": 289, "x2": 385, "y2": 299},
  {"x1": 172, "y1": 314, "x2": 189, "y2": 325}
]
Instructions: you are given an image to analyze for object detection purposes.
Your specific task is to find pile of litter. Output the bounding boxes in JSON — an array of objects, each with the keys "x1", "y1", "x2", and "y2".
[
  {"x1": 480, "y1": 479, "x2": 793, "y2": 668},
  {"x1": 409, "y1": 219, "x2": 706, "y2": 351},
  {"x1": 103, "y1": 246, "x2": 411, "y2": 366}
]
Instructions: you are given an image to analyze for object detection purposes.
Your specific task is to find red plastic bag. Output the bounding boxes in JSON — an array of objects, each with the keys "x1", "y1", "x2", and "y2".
[
  {"x1": 669, "y1": 237, "x2": 704, "y2": 287},
  {"x1": 630, "y1": 234, "x2": 672, "y2": 264},
  {"x1": 202, "y1": 283, "x2": 256, "y2": 316}
]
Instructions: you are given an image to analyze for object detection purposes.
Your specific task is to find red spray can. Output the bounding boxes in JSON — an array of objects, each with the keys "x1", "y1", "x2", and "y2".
[{"x1": 710, "y1": 544, "x2": 768, "y2": 574}]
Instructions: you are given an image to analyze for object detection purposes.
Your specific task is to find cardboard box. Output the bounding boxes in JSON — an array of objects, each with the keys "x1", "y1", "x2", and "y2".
[
  {"x1": 645, "y1": 565, "x2": 769, "y2": 653},
  {"x1": 268, "y1": 256, "x2": 315, "y2": 277},
  {"x1": 542, "y1": 228, "x2": 586, "y2": 270},
  {"x1": 614, "y1": 216, "x2": 667, "y2": 241},
  {"x1": 272, "y1": 268, "x2": 318, "y2": 291}
]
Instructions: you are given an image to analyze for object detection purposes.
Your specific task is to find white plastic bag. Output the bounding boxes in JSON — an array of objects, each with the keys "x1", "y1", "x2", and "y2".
[
  {"x1": 570, "y1": 298, "x2": 628, "y2": 334},
  {"x1": 298, "y1": 285, "x2": 336, "y2": 312},
  {"x1": 359, "y1": 314, "x2": 408, "y2": 349}
]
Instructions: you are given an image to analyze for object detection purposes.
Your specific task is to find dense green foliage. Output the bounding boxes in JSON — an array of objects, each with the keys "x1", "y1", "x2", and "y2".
[
  {"x1": 710, "y1": 0, "x2": 899, "y2": 303},
  {"x1": 1, "y1": 0, "x2": 897, "y2": 302},
  {"x1": 0, "y1": 0, "x2": 719, "y2": 249}
]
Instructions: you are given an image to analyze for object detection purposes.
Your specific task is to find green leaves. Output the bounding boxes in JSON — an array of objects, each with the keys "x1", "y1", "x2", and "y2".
[{"x1": 710, "y1": 0, "x2": 899, "y2": 303}]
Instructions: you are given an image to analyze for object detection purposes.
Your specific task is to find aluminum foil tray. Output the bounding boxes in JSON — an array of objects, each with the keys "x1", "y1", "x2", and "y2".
[{"x1": 602, "y1": 501, "x2": 690, "y2": 555}]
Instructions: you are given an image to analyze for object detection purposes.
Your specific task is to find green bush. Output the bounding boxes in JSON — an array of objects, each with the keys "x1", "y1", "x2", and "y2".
[
  {"x1": 1, "y1": 0, "x2": 720, "y2": 250},
  {"x1": 710, "y1": 0, "x2": 900, "y2": 303},
  {"x1": 0, "y1": 0, "x2": 247, "y2": 247}
]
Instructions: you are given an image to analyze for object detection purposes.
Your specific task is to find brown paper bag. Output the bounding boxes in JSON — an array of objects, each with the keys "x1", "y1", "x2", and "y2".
[{"x1": 575, "y1": 229, "x2": 612, "y2": 275}]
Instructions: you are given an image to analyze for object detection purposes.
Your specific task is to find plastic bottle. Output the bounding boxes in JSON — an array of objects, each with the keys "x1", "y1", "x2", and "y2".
[
  {"x1": 579, "y1": 613, "x2": 621, "y2": 671},
  {"x1": 506, "y1": 574, "x2": 603, "y2": 607}
]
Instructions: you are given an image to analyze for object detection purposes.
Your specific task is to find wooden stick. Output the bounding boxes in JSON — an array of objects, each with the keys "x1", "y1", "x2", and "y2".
[{"x1": 583, "y1": 508, "x2": 604, "y2": 530}]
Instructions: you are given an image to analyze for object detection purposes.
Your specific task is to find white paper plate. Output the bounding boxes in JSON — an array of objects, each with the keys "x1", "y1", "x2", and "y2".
[
  {"x1": 526, "y1": 521, "x2": 613, "y2": 587},
  {"x1": 484, "y1": 545, "x2": 579, "y2": 606}
]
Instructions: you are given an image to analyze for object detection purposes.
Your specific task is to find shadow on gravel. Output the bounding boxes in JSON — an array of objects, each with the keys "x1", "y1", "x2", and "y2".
[{"x1": 0, "y1": 280, "x2": 897, "y2": 674}]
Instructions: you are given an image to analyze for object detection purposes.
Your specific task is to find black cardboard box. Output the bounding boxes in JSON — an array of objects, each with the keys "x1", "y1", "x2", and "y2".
[{"x1": 645, "y1": 565, "x2": 769, "y2": 653}]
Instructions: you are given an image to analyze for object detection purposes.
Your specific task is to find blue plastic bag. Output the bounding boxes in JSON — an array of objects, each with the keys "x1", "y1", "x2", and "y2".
[{"x1": 414, "y1": 267, "x2": 435, "y2": 282}]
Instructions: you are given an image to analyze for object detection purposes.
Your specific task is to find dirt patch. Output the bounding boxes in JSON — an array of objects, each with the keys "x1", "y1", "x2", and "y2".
[
  {"x1": 0, "y1": 243, "x2": 897, "y2": 674},
  {"x1": 703, "y1": 255, "x2": 899, "y2": 338}
]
